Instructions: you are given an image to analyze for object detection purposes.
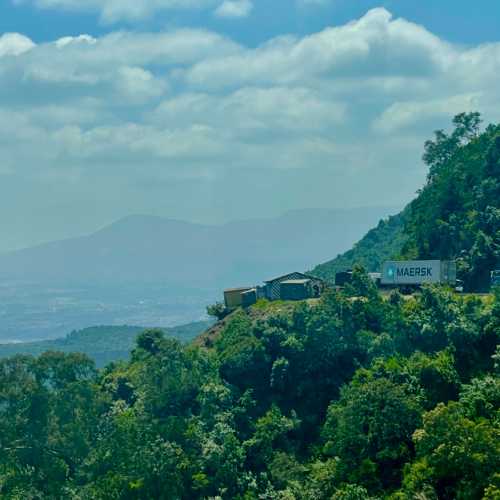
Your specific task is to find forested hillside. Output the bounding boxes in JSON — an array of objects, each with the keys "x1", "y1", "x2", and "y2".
[
  {"x1": 0, "y1": 321, "x2": 212, "y2": 367},
  {"x1": 1, "y1": 114, "x2": 499, "y2": 499},
  {"x1": 313, "y1": 113, "x2": 500, "y2": 291},
  {"x1": 312, "y1": 211, "x2": 407, "y2": 282},
  {"x1": 1, "y1": 271, "x2": 498, "y2": 498}
]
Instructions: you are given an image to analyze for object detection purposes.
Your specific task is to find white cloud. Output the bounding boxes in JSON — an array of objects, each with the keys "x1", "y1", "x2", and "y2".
[
  {"x1": 0, "y1": 33, "x2": 35, "y2": 57},
  {"x1": 373, "y1": 93, "x2": 483, "y2": 134},
  {"x1": 115, "y1": 66, "x2": 168, "y2": 103},
  {"x1": 185, "y1": 8, "x2": 452, "y2": 89},
  {"x1": 151, "y1": 87, "x2": 345, "y2": 136},
  {"x1": 214, "y1": 0, "x2": 253, "y2": 18},
  {"x1": 9, "y1": 30, "x2": 238, "y2": 92},
  {"x1": 55, "y1": 34, "x2": 97, "y2": 48},
  {"x1": 2, "y1": 8, "x2": 500, "y2": 230}
]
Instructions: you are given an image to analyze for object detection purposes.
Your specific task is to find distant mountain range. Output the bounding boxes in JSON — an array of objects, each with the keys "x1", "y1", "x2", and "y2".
[
  {"x1": 0, "y1": 206, "x2": 400, "y2": 342},
  {"x1": 0, "y1": 207, "x2": 399, "y2": 290}
]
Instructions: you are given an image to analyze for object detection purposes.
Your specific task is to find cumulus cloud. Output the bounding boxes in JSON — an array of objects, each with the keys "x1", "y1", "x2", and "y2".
[
  {"x1": 55, "y1": 34, "x2": 97, "y2": 48},
  {"x1": 214, "y1": 0, "x2": 253, "y2": 18},
  {"x1": 0, "y1": 33, "x2": 35, "y2": 57},
  {"x1": 2, "y1": 8, "x2": 500, "y2": 240},
  {"x1": 373, "y1": 93, "x2": 483, "y2": 133},
  {"x1": 185, "y1": 8, "x2": 452, "y2": 89},
  {"x1": 151, "y1": 87, "x2": 345, "y2": 136}
]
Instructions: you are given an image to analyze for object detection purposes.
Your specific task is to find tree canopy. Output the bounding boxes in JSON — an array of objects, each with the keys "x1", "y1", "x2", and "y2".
[
  {"x1": 314, "y1": 113, "x2": 500, "y2": 292},
  {"x1": 1, "y1": 280, "x2": 498, "y2": 499}
]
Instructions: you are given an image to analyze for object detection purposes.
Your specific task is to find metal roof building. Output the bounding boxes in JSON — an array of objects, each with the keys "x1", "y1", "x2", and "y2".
[{"x1": 264, "y1": 272, "x2": 324, "y2": 301}]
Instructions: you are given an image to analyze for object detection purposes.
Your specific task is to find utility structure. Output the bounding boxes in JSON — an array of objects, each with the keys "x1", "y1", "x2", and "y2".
[
  {"x1": 223, "y1": 272, "x2": 326, "y2": 310},
  {"x1": 223, "y1": 287, "x2": 255, "y2": 310},
  {"x1": 263, "y1": 272, "x2": 324, "y2": 301}
]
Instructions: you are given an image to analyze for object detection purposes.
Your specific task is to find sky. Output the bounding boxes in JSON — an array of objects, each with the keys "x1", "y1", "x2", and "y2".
[{"x1": 1, "y1": 1, "x2": 500, "y2": 251}]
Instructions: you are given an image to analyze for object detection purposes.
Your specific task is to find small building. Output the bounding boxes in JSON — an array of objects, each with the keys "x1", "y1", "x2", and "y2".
[
  {"x1": 280, "y1": 279, "x2": 312, "y2": 301},
  {"x1": 224, "y1": 287, "x2": 254, "y2": 309},
  {"x1": 241, "y1": 288, "x2": 258, "y2": 307},
  {"x1": 264, "y1": 272, "x2": 325, "y2": 301}
]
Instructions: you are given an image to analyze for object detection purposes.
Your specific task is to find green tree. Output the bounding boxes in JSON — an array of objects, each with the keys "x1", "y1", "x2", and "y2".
[
  {"x1": 323, "y1": 377, "x2": 422, "y2": 493},
  {"x1": 402, "y1": 402, "x2": 499, "y2": 499}
]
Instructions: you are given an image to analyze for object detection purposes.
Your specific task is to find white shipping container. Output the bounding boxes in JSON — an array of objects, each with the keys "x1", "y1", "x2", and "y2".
[{"x1": 381, "y1": 260, "x2": 455, "y2": 286}]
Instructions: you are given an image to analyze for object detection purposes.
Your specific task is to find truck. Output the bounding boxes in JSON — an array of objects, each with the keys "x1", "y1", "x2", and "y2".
[
  {"x1": 335, "y1": 270, "x2": 381, "y2": 288},
  {"x1": 381, "y1": 260, "x2": 457, "y2": 292}
]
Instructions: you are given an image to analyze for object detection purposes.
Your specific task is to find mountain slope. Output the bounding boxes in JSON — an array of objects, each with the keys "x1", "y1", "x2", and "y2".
[
  {"x1": 312, "y1": 211, "x2": 407, "y2": 281},
  {"x1": 313, "y1": 113, "x2": 500, "y2": 290}
]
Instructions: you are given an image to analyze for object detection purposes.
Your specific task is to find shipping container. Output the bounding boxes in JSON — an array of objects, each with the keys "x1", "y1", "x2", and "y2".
[
  {"x1": 224, "y1": 287, "x2": 254, "y2": 309},
  {"x1": 280, "y1": 279, "x2": 311, "y2": 301},
  {"x1": 241, "y1": 288, "x2": 257, "y2": 307},
  {"x1": 381, "y1": 260, "x2": 456, "y2": 286}
]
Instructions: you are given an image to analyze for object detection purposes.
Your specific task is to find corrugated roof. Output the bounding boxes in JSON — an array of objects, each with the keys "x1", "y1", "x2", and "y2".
[
  {"x1": 224, "y1": 287, "x2": 254, "y2": 293},
  {"x1": 264, "y1": 272, "x2": 319, "y2": 284},
  {"x1": 280, "y1": 279, "x2": 311, "y2": 285}
]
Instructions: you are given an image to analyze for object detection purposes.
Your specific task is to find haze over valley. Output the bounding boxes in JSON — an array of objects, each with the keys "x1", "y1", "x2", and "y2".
[{"x1": 0, "y1": 206, "x2": 396, "y2": 342}]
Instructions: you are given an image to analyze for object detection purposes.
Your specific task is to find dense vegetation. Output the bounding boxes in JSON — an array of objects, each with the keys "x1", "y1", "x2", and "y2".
[
  {"x1": 1, "y1": 114, "x2": 499, "y2": 499},
  {"x1": 313, "y1": 113, "x2": 500, "y2": 291},
  {"x1": 1, "y1": 271, "x2": 499, "y2": 499},
  {"x1": 0, "y1": 322, "x2": 212, "y2": 368}
]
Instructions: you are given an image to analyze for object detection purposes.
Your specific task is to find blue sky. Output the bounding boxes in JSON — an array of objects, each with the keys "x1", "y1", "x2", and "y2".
[
  {"x1": 1, "y1": 1, "x2": 500, "y2": 251},
  {"x1": 2, "y1": 0, "x2": 500, "y2": 46}
]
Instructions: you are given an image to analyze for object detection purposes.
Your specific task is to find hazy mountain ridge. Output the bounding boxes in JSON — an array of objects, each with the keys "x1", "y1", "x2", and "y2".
[
  {"x1": 0, "y1": 207, "x2": 398, "y2": 342},
  {"x1": 0, "y1": 207, "x2": 398, "y2": 288}
]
